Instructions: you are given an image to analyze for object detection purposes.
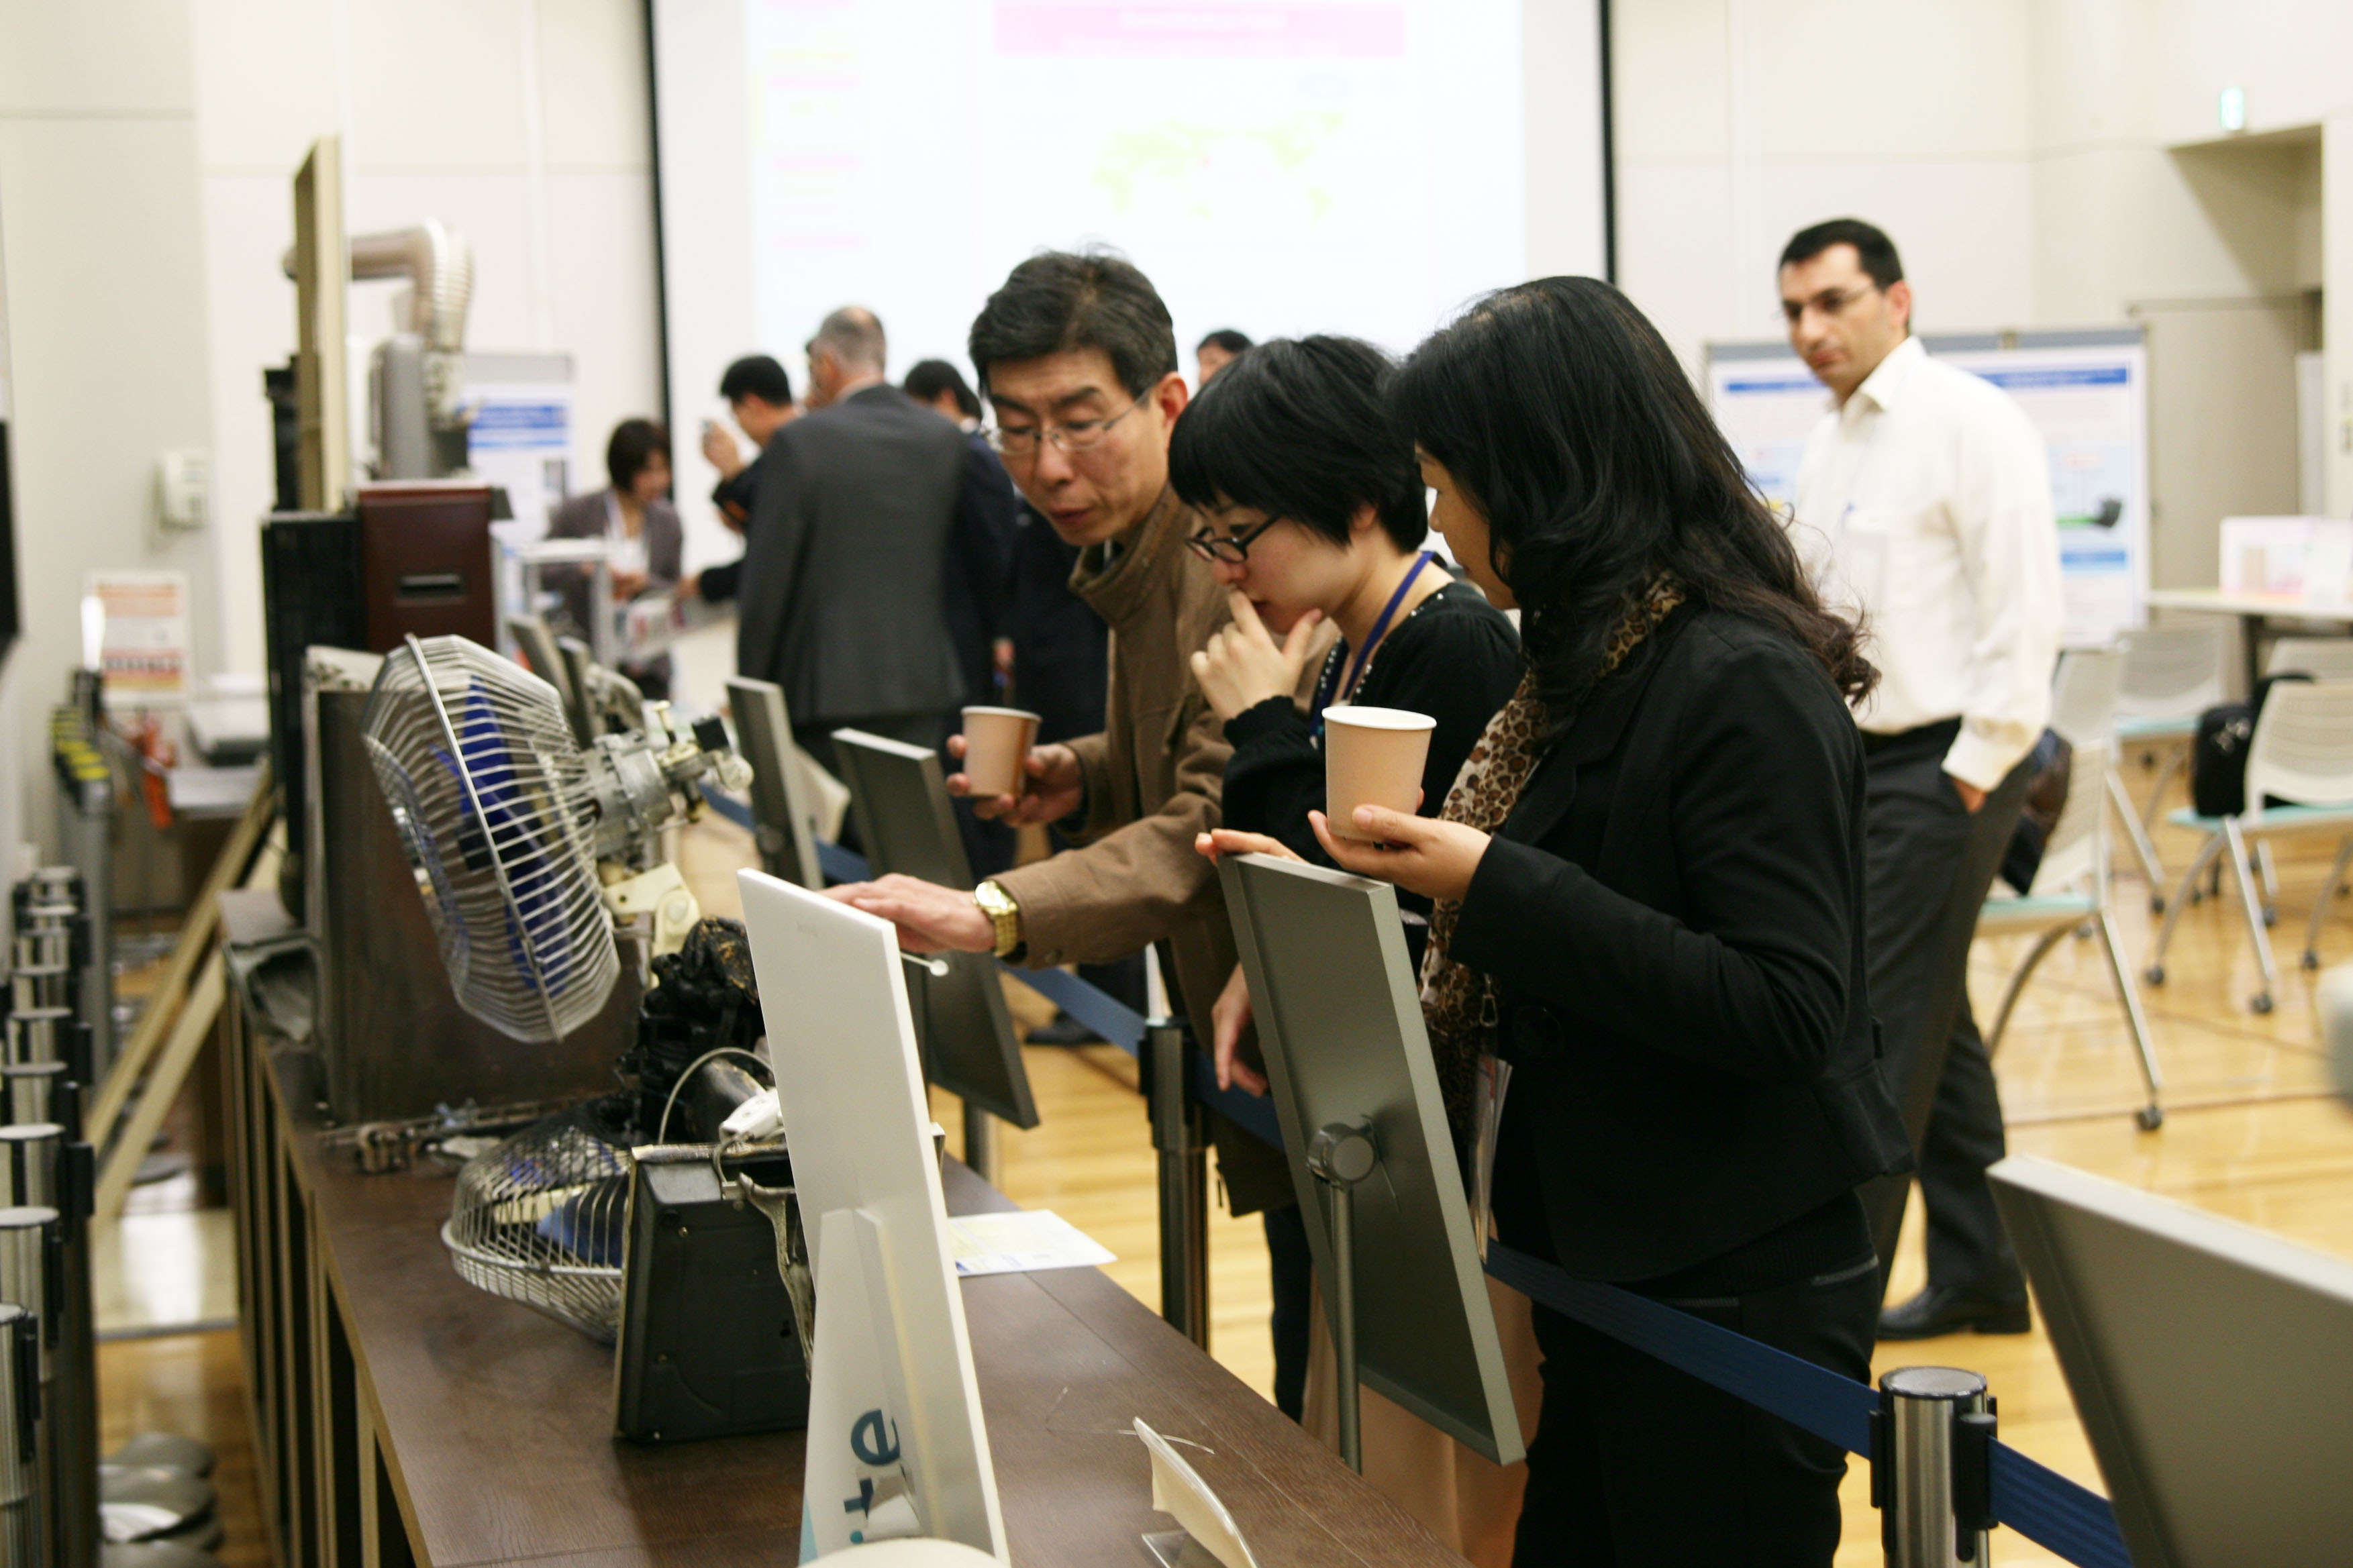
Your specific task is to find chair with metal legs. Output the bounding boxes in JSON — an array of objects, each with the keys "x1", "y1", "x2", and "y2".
[
  {"x1": 2113, "y1": 624, "x2": 2228, "y2": 908},
  {"x1": 1979, "y1": 740, "x2": 2164, "y2": 1130},
  {"x1": 2145, "y1": 680, "x2": 2353, "y2": 1014}
]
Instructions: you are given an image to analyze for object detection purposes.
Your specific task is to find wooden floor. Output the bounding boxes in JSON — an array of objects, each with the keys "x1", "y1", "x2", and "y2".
[{"x1": 118, "y1": 759, "x2": 2353, "y2": 1565}]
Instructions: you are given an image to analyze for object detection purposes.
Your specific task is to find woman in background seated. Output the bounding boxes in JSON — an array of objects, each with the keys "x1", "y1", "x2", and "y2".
[
  {"x1": 1309, "y1": 278, "x2": 1908, "y2": 1567},
  {"x1": 547, "y1": 417, "x2": 683, "y2": 699},
  {"x1": 1172, "y1": 335, "x2": 1528, "y2": 1562}
]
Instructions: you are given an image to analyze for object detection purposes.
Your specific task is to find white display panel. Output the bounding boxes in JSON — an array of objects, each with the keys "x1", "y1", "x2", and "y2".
[
  {"x1": 651, "y1": 0, "x2": 1605, "y2": 570},
  {"x1": 737, "y1": 870, "x2": 1006, "y2": 1559}
]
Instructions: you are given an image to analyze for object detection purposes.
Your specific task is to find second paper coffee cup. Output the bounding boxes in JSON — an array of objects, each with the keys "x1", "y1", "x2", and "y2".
[
  {"x1": 1323, "y1": 705, "x2": 1437, "y2": 841},
  {"x1": 960, "y1": 706, "x2": 1042, "y2": 796}
]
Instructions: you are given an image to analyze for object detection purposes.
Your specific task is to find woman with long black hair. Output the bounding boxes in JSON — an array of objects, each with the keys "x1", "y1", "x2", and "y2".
[{"x1": 1309, "y1": 277, "x2": 1911, "y2": 1565}]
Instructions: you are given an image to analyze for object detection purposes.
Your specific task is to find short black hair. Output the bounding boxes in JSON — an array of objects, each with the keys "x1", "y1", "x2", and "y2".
[
  {"x1": 717, "y1": 354, "x2": 793, "y2": 407},
  {"x1": 1779, "y1": 219, "x2": 1905, "y2": 291},
  {"x1": 968, "y1": 248, "x2": 1176, "y2": 401},
  {"x1": 605, "y1": 417, "x2": 670, "y2": 492},
  {"x1": 903, "y1": 359, "x2": 981, "y2": 419},
  {"x1": 1170, "y1": 335, "x2": 1425, "y2": 554},
  {"x1": 1197, "y1": 328, "x2": 1252, "y2": 356}
]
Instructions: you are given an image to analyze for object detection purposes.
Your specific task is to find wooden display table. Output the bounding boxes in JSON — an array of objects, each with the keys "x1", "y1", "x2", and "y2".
[{"x1": 217, "y1": 888, "x2": 1462, "y2": 1566}]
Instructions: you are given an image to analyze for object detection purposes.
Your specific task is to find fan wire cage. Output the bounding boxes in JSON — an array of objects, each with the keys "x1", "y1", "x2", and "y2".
[
  {"x1": 440, "y1": 1102, "x2": 633, "y2": 1341},
  {"x1": 360, "y1": 634, "x2": 620, "y2": 1042}
]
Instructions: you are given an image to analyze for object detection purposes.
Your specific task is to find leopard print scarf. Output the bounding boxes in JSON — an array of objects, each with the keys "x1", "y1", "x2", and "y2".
[{"x1": 1418, "y1": 575, "x2": 1687, "y2": 1146}]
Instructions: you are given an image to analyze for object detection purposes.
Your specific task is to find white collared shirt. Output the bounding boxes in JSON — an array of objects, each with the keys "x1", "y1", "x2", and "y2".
[{"x1": 1791, "y1": 336, "x2": 2062, "y2": 790}]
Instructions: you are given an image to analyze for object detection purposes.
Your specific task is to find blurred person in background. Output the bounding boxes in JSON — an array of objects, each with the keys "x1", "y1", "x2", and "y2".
[
  {"x1": 689, "y1": 353, "x2": 797, "y2": 605},
  {"x1": 546, "y1": 417, "x2": 681, "y2": 698},
  {"x1": 1779, "y1": 217, "x2": 2062, "y2": 1341},
  {"x1": 736, "y1": 306, "x2": 968, "y2": 777},
  {"x1": 907, "y1": 356, "x2": 1020, "y2": 877},
  {"x1": 1195, "y1": 327, "x2": 1252, "y2": 386}
]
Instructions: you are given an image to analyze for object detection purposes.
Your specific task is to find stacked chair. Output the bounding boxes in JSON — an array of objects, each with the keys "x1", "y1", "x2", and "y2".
[
  {"x1": 2145, "y1": 678, "x2": 2353, "y2": 1014},
  {"x1": 2109, "y1": 623, "x2": 2228, "y2": 909},
  {"x1": 1976, "y1": 649, "x2": 2164, "y2": 1129}
]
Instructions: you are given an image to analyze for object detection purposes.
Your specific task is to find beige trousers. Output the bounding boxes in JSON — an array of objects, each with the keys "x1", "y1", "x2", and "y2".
[{"x1": 1301, "y1": 1275, "x2": 1547, "y2": 1567}]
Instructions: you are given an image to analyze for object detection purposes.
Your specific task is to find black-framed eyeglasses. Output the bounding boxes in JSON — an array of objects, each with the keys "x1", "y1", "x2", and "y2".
[
  {"x1": 985, "y1": 397, "x2": 1146, "y2": 459},
  {"x1": 1781, "y1": 284, "x2": 1879, "y2": 324},
  {"x1": 1185, "y1": 516, "x2": 1283, "y2": 564}
]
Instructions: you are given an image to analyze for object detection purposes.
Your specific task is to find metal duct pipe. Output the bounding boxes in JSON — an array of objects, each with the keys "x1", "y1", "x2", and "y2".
[{"x1": 280, "y1": 219, "x2": 474, "y2": 353}]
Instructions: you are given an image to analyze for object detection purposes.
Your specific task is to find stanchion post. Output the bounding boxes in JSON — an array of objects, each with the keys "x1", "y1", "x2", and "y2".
[
  {"x1": 1144, "y1": 1018, "x2": 1209, "y2": 1349},
  {"x1": 0, "y1": 1304, "x2": 38, "y2": 1565},
  {"x1": 961, "y1": 1101, "x2": 999, "y2": 1188},
  {"x1": 1305, "y1": 1122, "x2": 1375, "y2": 1474},
  {"x1": 1875, "y1": 1365, "x2": 1993, "y2": 1568}
]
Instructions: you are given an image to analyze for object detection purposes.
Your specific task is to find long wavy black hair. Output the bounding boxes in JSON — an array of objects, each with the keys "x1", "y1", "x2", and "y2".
[{"x1": 1393, "y1": 276, "x2": 1874, "y2": 725}]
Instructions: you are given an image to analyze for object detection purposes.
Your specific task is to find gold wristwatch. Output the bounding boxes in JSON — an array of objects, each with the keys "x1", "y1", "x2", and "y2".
[{"x1": 973, "y1": 880, "x2": 1025, "y2": 960}]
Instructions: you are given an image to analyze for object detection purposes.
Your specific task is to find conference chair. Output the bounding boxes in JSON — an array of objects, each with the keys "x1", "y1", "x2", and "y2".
[
  {"x1": 2145, "y1": 680, "x2": 2353, "y2": 1014},
  {"x1": 2112, "y1": 623, "x2": 2230, "y2": 908},
  {"x1": 2048, "y1": 646, "x2": 2164, "y2": 910},
  {"x1": 1979, "y1": 739, "x2": 2163, "y2": 1129},
  {"x1": 2266, "y1": 635, "x2": 2353, "y2": 682}
]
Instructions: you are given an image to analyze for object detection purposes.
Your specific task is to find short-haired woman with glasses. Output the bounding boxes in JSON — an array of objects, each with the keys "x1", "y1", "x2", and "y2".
[
  {"x1": 1174, "y1": 336, "x2": 1519, "y2": 1071},
  {"x1": 1172, "y1": 339, "x2": 1524, "y2": 1542}
]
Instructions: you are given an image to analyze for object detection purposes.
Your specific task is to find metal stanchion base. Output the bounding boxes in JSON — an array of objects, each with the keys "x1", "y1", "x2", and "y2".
[{"x1": 107, "y1": 1434, "x2": 215, "y2": 1478}]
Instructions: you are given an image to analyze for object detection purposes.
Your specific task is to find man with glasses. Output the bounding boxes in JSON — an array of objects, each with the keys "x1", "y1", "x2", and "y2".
[
  {"x1": 735, "y1": 305, "x2": 971, "y2": 775},
  {"x1": 1780, "y1": 219, "x2": 2062, "y2": 1341},
  {"x1": 828, "y1": 250, "x2": 1328, "y2": 1402}
]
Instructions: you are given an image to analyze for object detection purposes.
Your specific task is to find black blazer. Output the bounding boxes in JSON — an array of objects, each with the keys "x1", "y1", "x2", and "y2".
[
  {"x1": 735, "y1": 384, "x2": 968, "y2": 723},
  {"x1": 1454, "y1": 605, "x2": 1909, "y2": 1282}
]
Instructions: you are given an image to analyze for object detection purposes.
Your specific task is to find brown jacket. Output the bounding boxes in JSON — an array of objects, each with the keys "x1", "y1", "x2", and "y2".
[{"x1": 997, "y1": 486, "x2": 1328, "y2": 1214}]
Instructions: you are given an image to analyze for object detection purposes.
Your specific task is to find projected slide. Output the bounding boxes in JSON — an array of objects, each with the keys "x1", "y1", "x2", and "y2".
[
  {"x1": 654, "y1": 0, "x2": 1596, "y2": 566},
  {"x1": 742, "y1": 0, "x2": 1519, "y2": 368}
]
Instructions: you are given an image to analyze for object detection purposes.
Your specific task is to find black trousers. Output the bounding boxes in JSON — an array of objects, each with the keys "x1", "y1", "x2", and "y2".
[
  {"x1": 1511, "y1": 1255, "x2": 1881, "y2": 1566},
  {"x1": 1263, "y1": 1200, "x2": 1313, "y2": 1421},
  {"x1": 1857, "y1": 723, "x2": 2034, "y2": 1300}
]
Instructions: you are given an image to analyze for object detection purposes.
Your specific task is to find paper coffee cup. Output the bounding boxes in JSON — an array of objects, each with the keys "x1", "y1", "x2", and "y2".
[
  {"x1": 960, "y1": 706, "x2": 1042, "y2": 797},
  {"x1": 1324, "y1": 705, "x2": 1437, "y2": 842}
]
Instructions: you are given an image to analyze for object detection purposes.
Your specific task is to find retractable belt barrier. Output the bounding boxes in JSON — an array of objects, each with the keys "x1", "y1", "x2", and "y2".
[{"x1": 703, "y1": 798, "x2": 2134, "y2": 1568}]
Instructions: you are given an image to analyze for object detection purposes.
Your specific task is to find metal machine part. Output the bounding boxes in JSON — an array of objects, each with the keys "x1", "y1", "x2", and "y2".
[
  {"x1": 307, "y1": 663, "x2": 637, "y2": 1124},
  {"x1": 614, "y1": 1142, "x2": 810, "y2": 1443}
]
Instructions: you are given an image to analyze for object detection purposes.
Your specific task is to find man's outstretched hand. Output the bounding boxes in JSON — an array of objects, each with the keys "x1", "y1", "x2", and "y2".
[{"x1": 825, "y1": 874, "x2": 994, "y2": 953}]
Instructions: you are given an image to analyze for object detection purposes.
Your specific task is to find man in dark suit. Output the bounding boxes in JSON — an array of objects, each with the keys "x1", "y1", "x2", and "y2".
[
  {"x1": 736, "y1": 306, "x2": 968, "y2": 776},
  {"x1": 687, "y1": 354, "x2": 796, "y2": 607}
]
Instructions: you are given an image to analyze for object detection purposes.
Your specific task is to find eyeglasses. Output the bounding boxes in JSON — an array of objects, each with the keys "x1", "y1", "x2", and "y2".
[
  {"x1": 1185, "y1": 516, "x2": 1283, "y2": 565},
  {"x1": 1781, "y1": 285, "x2": 1878, "y2": 324},
  {"x1": 985, "y1": 397, "x2": 1145, "y2": 459}
]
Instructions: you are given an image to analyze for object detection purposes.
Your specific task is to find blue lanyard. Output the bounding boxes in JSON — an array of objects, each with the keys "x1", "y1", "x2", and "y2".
[{"x1": 1312, "y1": 551, "x2": 1437, "y2": 734}]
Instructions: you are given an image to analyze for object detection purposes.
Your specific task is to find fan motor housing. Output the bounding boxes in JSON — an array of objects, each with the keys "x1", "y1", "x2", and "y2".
[{"x1": 614, "y1": 1148, "x2": 811, "y2": 1443}]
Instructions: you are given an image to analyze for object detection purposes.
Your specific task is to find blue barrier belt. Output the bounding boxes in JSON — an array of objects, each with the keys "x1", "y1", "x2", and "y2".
[
  {"x1": 1485, "y1": 1243, "x2": 2131, "y2": 1568},
  {"x1": 704, "y1": 798, "x2": 2131, "y2": 1568}
]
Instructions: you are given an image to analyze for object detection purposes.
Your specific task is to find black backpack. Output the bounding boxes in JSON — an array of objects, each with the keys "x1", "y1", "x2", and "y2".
[{"x1": 2190, "y1": 672, "x2": 2313, "y2": 817}]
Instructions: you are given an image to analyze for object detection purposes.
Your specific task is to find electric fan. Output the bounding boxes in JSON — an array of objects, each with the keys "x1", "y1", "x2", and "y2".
[{"x1": 360, "y1": 633, "x2": 751, "y2": 1338}]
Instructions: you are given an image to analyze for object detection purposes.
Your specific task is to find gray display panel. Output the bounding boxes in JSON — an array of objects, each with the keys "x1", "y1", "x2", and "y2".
[
  {"x1": 1218, "y1": 852, "x2": 1523, "y2": 1463},
  {"x1": 831, "y1": 729, "x2": 1038, "y2": 1129},
  {"x1": 725, "y1": 676, "x2": 824, "y2": 888},
  {"x1": 1991, "y1": 1153, "x2": 2353, "y2": 1568}
]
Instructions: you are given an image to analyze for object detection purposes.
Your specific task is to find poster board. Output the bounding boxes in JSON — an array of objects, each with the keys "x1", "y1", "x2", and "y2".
[
  {"x1": 84, "y1": 570, "x2": 189, "y2": 704},
  {"x1": 1707, "y1": 328, "x2": 2150, "y2": 645}
]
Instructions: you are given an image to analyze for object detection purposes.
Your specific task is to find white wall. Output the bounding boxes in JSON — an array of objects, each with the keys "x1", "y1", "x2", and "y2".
[
  {"x1": 1611, "y1": 0, "x2": 2038, "y2": 371},
  {"x1": 1611, "y1": 0, "x2": 2353, "y2": 548},
  {"x1": 0, "y1": 0, "x2": 219, "y2": 857},
  {"x1": 193, "y1": 0, "x2": 664, "y2": 676}
]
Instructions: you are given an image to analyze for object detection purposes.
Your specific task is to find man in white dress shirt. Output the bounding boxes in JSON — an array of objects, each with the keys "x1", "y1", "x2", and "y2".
[{"x1": 1781, "y1": 219, "x2": 2062, "y2": 1341}]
